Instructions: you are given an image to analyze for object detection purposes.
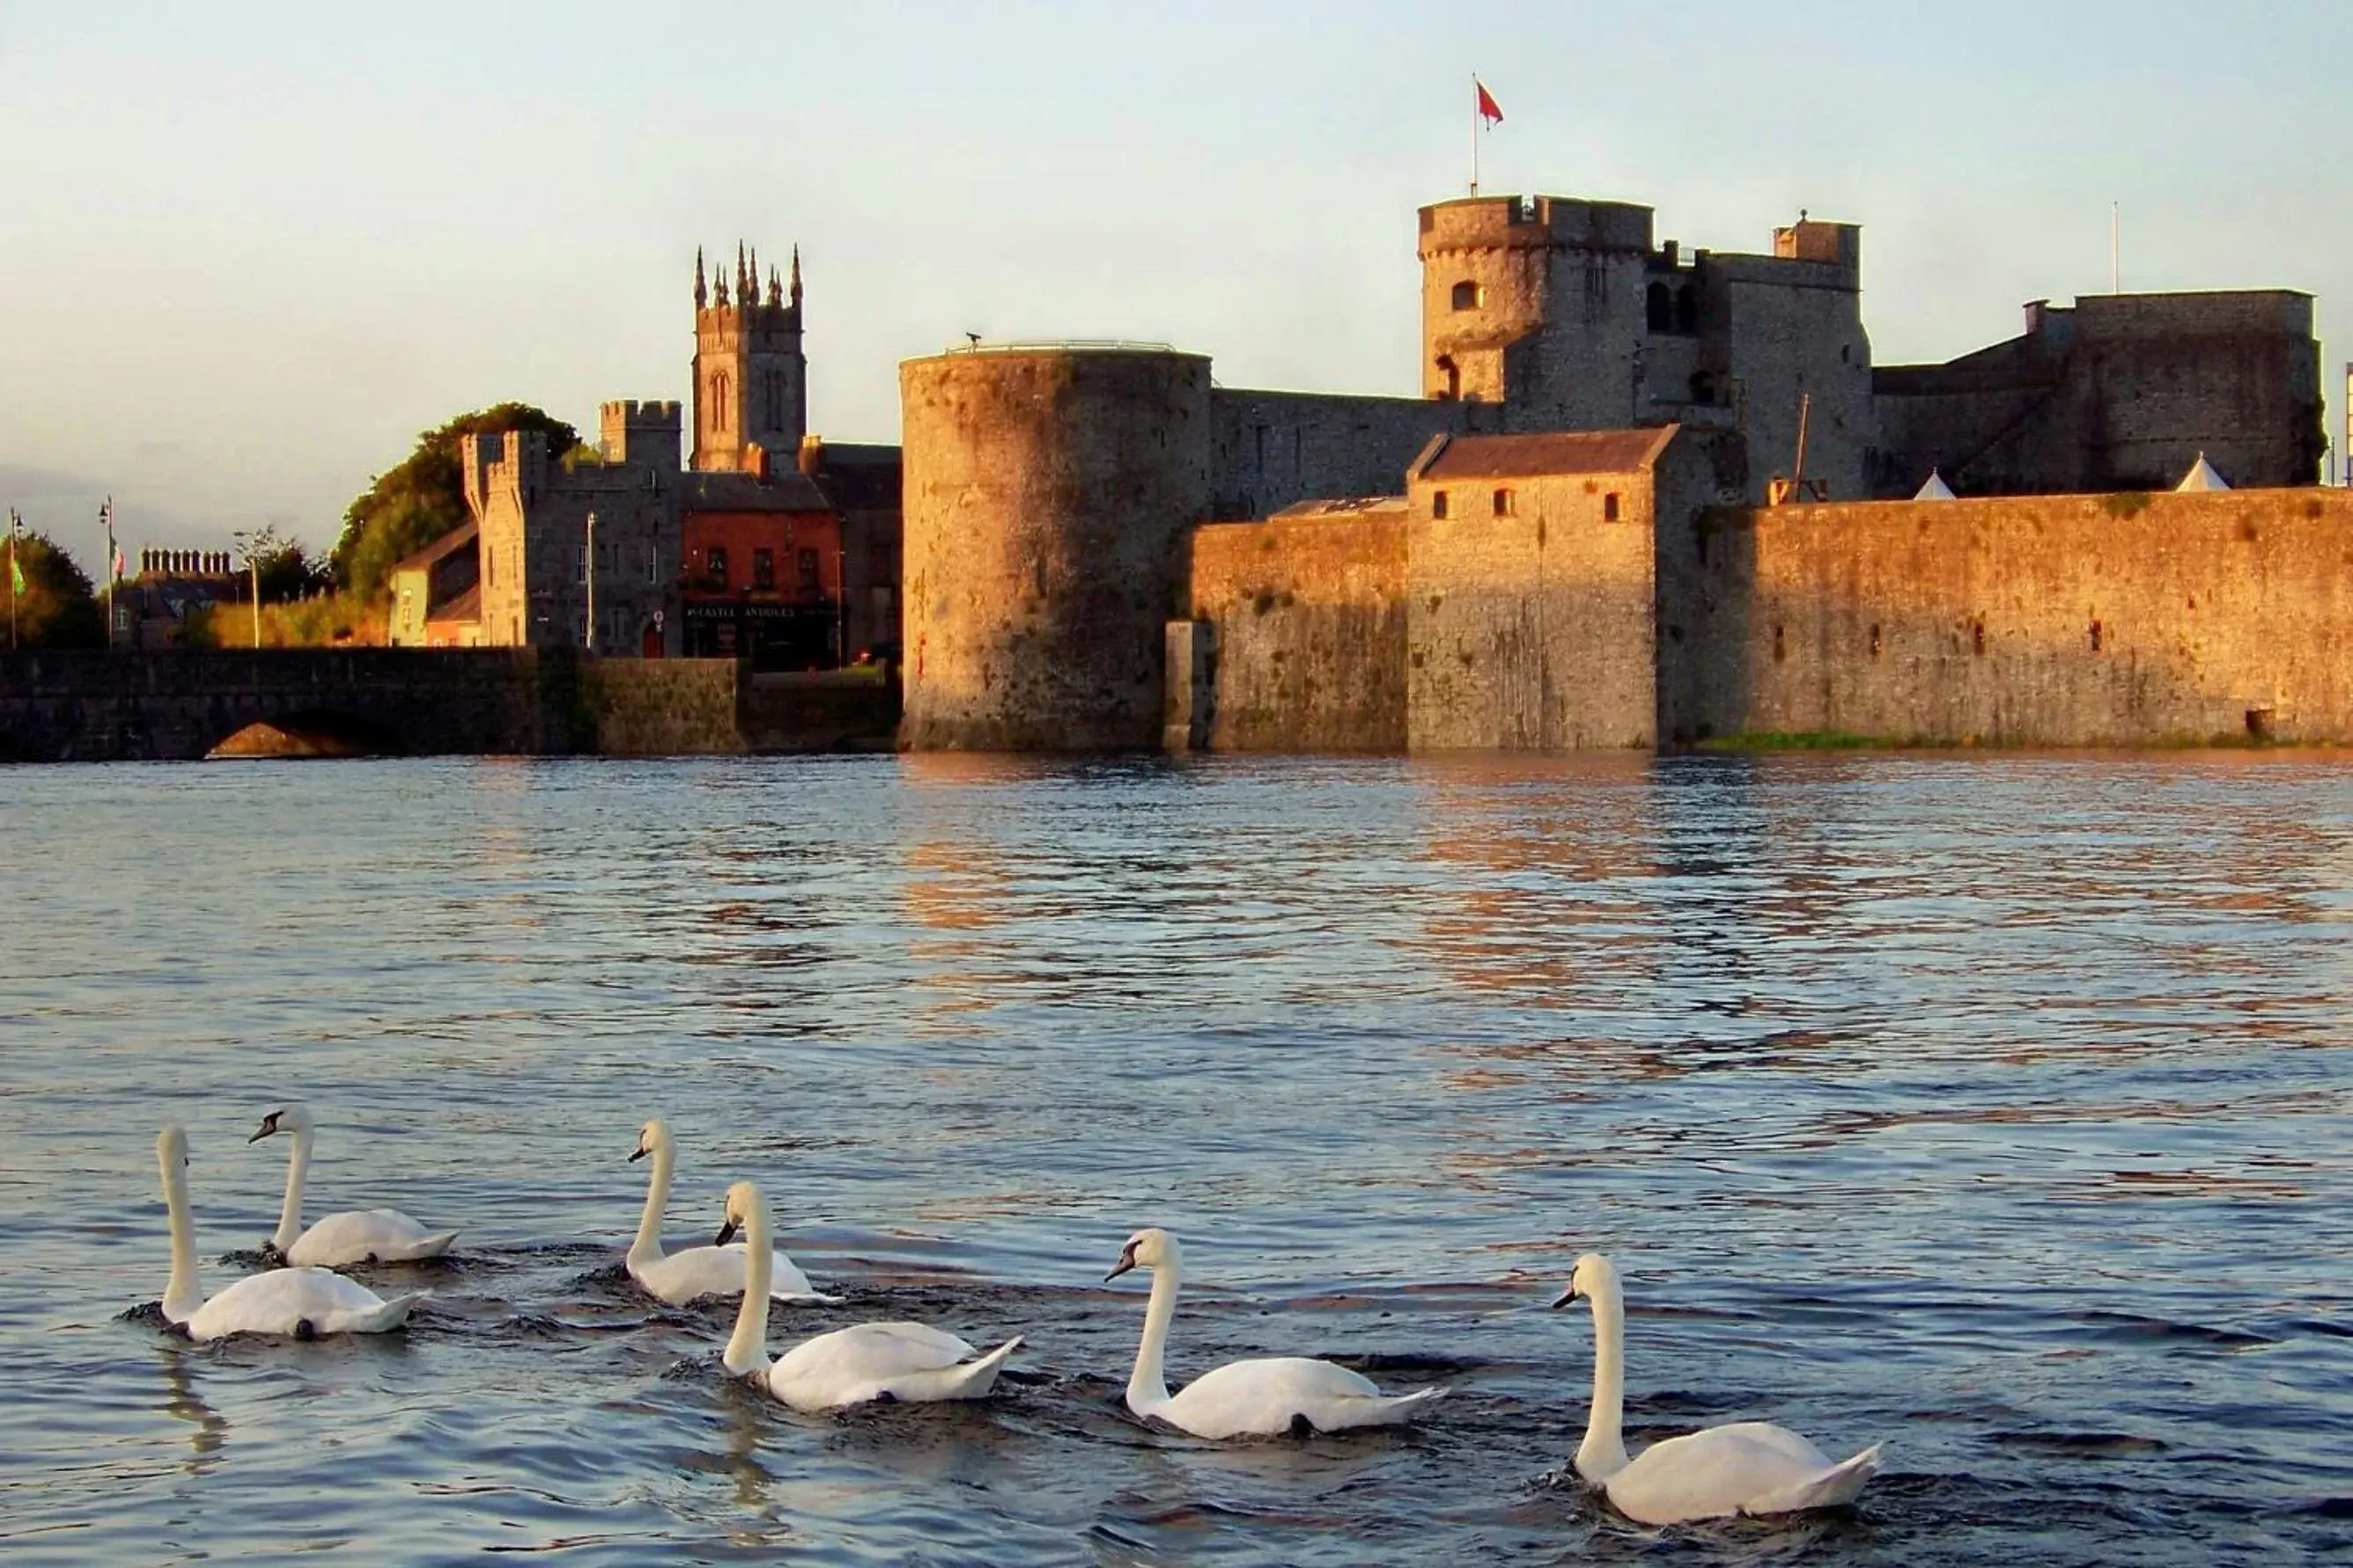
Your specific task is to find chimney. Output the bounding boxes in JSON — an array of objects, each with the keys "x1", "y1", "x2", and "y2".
[{"x1": 797, "y1": 433, "x2": 825, "y2": 475}]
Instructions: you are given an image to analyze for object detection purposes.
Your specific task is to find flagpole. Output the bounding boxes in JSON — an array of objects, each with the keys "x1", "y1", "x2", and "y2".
[
  {"x1": 101, "y1": 497, "x2": 115, "y2": 651},
  {"x1": 1471, "y1": 73, "x2": 1479, "y2": 196},
  {"x1": 8, "y1": 510, "x2": 18, "y2": 652}
]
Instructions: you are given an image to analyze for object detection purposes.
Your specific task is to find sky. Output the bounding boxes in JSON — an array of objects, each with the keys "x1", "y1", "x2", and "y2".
[{"x1": 1, "y1": 0, "x2": 2345, "y2": 567}]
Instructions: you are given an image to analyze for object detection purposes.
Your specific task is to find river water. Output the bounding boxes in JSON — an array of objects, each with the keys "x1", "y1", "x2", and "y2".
[{"x1": 2, "y1": 753, "x2": 2349, "y2": 1564}]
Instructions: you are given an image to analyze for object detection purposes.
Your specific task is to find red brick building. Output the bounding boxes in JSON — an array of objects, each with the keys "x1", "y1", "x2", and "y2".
[{"x1": 682, "y1": 463, "x2": 842, "y2": 665}]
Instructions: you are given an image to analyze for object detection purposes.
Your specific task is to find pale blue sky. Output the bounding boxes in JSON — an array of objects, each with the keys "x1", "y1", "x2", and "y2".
[{"x1": 1, "y1": 1, "x2": 2342, "y2": 563}]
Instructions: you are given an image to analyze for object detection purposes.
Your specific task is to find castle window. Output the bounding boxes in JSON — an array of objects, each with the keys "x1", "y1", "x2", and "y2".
[
  {"x1": 705, "y1": 546, "x2": 728, "y2": 585},
  {"x1": 645, "y1": 544, "x2": 658, "y2": 584},
  {"x1": 1492, "y1": 488, "x2": 1516, "y2": 518},
  {"x1": 2089, "y1": 619, "x2": 2103, "y2": 653},
  {"x1": 1646, "y1": 282, "x2": 1671, "y2": 332},
  {"x1": 1431, "y1": 490, "x2": 1450, "y2": 519},
  {"x1": 1676, "y1": 284, "x2": 1698, "y2": 333},
  {"x1": 1450, "y1": 281, "x2": 1480, "y2": 311},
  {"x1": 754, "y1": 548, "x2": 775, "y2": 590},
  {"x1": 1435, "y1": 354, "x2": 1460, "y2": 401},
  {"x1": 1604, "y1": 492, "x2": 1621, "y2": 521}
]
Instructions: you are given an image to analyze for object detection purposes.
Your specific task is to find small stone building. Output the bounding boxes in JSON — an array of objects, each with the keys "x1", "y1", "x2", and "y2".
[{"x1": 463, "y1": 401, "x2": 683, "y2": 655}]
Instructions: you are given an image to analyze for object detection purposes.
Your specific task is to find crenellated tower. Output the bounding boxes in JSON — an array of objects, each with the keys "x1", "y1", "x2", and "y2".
[{"x1": 691, "y1": 240, "x2": 807, "y2": 472}]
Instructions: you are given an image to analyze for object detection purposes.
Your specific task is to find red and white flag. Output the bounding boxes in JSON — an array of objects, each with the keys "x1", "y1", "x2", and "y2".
[{"x1": 1475, "y1": 79, "x2": 1503, "y2": 126}]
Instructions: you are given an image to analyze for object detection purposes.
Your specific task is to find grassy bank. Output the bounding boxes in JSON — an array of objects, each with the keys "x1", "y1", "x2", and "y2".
[{"x1": 183, "y1": 593, "x2": 387, "y2": 649}]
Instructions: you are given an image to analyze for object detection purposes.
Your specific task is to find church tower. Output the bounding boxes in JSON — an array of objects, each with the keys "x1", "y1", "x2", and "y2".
[{"x1": 690, "y1": 241, "x2": 807, "y2": 472}]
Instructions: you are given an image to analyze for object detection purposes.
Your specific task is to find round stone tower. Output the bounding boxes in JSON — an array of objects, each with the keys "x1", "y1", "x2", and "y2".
[
  {"x1": 899, "y1": 345, "x2": 1212, "y2": 750},
  {"x1": 1419, "y1": 195, "x2": 1656, "y2": 426}
]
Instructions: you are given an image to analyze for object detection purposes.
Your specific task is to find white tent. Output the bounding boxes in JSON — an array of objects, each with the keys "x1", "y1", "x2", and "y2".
[
  {"x1": 2176, "y1": 453, "x2": 2231, "y2": 492},
  {"x1": 1914, "y1": 468, "x2": 1957, "y2": 501}
]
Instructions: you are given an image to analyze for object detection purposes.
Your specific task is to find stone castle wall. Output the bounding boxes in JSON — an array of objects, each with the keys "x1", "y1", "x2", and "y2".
[
  {"x1": 1874, "y1": 291, "x2": 2324, "y2": 497},
  {"x1": 1184, "y1": 508, "x2": 1409, "y2": 752},
  {"x1": 1658, "y1": 488, "x2": 2353, "y2": 746},
  {"x1": 1208, "y1": 389, "x2": 1486, "y2": 520}
]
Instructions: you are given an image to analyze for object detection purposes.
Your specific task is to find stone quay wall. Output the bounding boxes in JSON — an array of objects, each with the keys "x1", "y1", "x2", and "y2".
[
  {"x1": 0, "y1": 651, "x2": 896, "y2": 762},
  {"x1": 1659, "y1": 488, "x2": 2353, "y2": 746}
]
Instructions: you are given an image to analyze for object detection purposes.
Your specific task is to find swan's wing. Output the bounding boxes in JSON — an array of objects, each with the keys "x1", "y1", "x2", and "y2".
[
  {"x1": 1163, "y1": 1356, "x2": 1404, "y2": 1439},
  {"x1": 735, "y1": 1241, "x2": 829, "y2": 1301},
  {"x1": 631, "y1": 1244, "x2": 751, "y2": 1304},
  {"x1": 287, "y1": 1209, "x2": 444, "y2": 1267},
  {"x1": 1605, "y1": 1424, "x2": 1849, "y2": 1527},
  {"x1": 1743, "y1": 1442, "x2": 1882, "y2": 1516},
  {"x1": 633, "y1": 1243, "x2": 824, "y2": 1304},
  {"x1": 186, "y1": 1266, "x2": 399, "y2": 1340},
  {"x1": 766, "y1": 1321, "x2": 983, "y2": 1410},
  {"x1": 779, "y1": 1321, "x2": 977, "y2": 1376}
]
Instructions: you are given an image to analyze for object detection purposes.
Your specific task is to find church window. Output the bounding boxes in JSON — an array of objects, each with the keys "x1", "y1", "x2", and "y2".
[
  {"x1": 712, "y1": 374, "x2": 731, "y2": 431},
  {"x1": 1450, "y1": 280, "x2": 1480, "y2": 311},
  {"x1": 1431, "y1": 490, "x2": 1450, "y2": 519}
]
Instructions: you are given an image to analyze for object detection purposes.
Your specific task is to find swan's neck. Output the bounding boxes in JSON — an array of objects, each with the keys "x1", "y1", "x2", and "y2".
[
  {"x1": 1576, "y1": 1278, "x2": 1632, "y2": 1482},
  {"x1": 629, "y1": 1141, "x2": 674, "y2": 1267},
  {"x1": 271, "y1": 1126, "x2": 313, "y2": 1252},
  {"x1": 1125, "y1": 1258, "x2": 1180, "y2": 1417},
  {"x1": 722, "y1": 1196, "x2": 774, "y2": 1378},
  {"x1": 161, "y1": 1152, "x2": 203, "y2": 1325}
]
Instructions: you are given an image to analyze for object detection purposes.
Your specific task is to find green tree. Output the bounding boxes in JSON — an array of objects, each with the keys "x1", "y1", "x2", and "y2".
[
  {"x1": 4, "y1": 530, "x2": 105, "y2": 648},
  {"x1": 240, "y1": 525, "x2": 332, "y2": 604},
  {"x1": 328, "y1": 402, "x2": 580, "y2": 601}
]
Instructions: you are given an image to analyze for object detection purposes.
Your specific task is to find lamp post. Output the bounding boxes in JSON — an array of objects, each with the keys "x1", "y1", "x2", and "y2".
[
  {"x1": 100, "y1": 497, "x2": 116, "y2": 649},
  {"x1": 583, "y1": 510, "x2": 597, "y2": 654}
]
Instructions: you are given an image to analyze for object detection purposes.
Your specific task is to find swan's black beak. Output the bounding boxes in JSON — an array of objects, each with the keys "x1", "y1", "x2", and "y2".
[
  {"x1": 248, "y1": 1113, "x2": 280, "y2": 1145},
  {"x1": 1550, "y1": 1287, "x2": 1581, "y2": 1311},
  {"x1": 628, "y1": 1146, "x2": 647, "y2": 1162},
  {"x1": 714, "y1": 1218, "x2": 740, "y2": 1248},
  {"x1": 1105, "y1": 1243, "x2": 1137, "y2": 1283}
]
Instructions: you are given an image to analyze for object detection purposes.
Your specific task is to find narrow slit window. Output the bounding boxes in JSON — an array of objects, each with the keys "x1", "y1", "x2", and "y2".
[
  {"x1": 1431, "y1": 490, "x2": 1449, "y2": 520},
  {"x1": 1604, "y1": 492, "x2": 1621, "y2": 521},
  {"x1": 1492, "y1": 488, "x2": 1515, "y2": 518}
]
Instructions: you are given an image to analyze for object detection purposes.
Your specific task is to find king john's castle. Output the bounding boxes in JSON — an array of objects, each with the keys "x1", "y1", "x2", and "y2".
[{"x1": 435, "y1": 185, "x2": 2337, "y2": 754}]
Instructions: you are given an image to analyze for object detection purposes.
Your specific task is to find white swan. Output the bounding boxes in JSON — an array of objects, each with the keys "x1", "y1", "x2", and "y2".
[
  {"x1": 156, "y1": 1125, "x2": 422, "y2": 1342},
  {"x1": 1554, "y1": 1254, "x2": 1882, "y2": 1525},
  {"x1": 717, "y1": 1181, "x2": 1022, "y2": 1412},
  {"x1": 627, "y1": 1119, "x2": 830, "y2": 1306},
  {"x1": 250, "y1": 1104, "x2": 457, "y2": 1267},
  {"x1": 1106, "y1": 1227, "x2": 1442, "y2": 1439}
]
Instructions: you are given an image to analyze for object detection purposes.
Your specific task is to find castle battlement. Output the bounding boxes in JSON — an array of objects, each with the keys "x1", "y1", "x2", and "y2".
[{"x1": 1418, "y1": 195, "x2": 1655, "y2": 256}]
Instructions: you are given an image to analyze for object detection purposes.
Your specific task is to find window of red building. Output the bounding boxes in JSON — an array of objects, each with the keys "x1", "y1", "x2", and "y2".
[{"x1": 753, "y1": 548, "x2": 774, "y2": 590}]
